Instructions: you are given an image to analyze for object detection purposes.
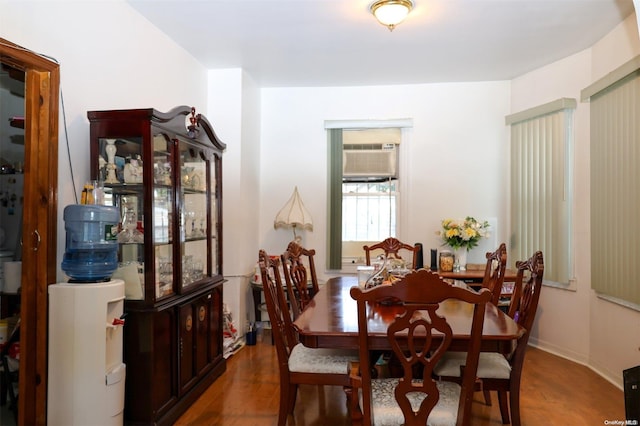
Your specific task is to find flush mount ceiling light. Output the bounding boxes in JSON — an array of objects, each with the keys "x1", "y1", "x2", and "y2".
[{"x1": 370, "y1": 0, "x2": 414, "y2": 31}]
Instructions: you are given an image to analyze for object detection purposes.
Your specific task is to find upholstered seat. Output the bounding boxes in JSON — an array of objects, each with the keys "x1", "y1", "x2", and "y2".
[
  {"x1": 361, "y1": 379, "x2": 462, "y2": 426},
  {"x1": 289, "y1": 344, "x2": 358, "y2": 374},
  {"x1": 433, "y1": 351, "x2": 512, "y2": 380}
]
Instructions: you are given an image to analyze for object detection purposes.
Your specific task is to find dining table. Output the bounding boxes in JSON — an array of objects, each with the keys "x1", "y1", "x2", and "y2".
[
  {"x1": 437, "y1": 268, "x2": 518, "y2": 283},
  {"x1": 292, "y1": 276, "x2": 524, "y2": 352},
  {"x1": 438, "y1": 268, "x2": 518, "y2": 300}
]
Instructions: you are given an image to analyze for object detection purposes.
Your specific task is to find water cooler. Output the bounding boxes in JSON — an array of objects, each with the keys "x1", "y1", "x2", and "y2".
[
  {"x1": 48, "y1": 279, "x2": 126, "y2": 426},
  {"x1": 48, "y1": 203, "x2": 125, "y2": 425}
]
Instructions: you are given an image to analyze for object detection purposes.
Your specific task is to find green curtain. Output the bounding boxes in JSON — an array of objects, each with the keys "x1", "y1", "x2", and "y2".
[{"x1": 327, "y1": 129, "x2": 343, "y2": 270}]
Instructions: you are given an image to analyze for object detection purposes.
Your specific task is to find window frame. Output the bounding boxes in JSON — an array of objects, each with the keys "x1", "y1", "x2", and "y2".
[{"x1": 325, "y1": 120, "x2": 412, "y2": 270}]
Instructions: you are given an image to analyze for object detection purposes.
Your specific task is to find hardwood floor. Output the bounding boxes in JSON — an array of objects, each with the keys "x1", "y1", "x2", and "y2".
[{"x1": 175, "y1": 341, "x2": 626, "y2": 425}]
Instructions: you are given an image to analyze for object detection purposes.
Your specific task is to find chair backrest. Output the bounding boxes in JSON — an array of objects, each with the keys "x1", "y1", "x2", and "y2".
[
  {"x1": 482, "y1": 243, "x2": 508, "y2": 305},
  {"x1": 350, "y1": 269, "x2": 492, "y2": 426},
  {"x1": 507, "y1": 251, "x2": 544, "y2": 366},
  {"x1": 258, "y1": 250, "x2": 298, "y2": 368},
  {"x1": 280, "y1": 241, "x2": 319, "y2": 318},
  {"x1": 363, "y1": 237, "x2": 420, "y2": 269}
]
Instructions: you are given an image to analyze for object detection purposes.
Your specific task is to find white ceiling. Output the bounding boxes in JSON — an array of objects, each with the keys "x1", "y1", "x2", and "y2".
[{"x1": 127, "y1": 0, "x2": 636, "y2": 88}]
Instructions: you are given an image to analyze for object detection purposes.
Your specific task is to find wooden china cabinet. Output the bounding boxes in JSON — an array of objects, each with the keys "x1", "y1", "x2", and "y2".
[{"x1": 88, "y1": 106, "x2": 226, "y2": 426}]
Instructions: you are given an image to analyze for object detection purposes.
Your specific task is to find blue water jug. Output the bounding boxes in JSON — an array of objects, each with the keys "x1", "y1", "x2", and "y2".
[{"x1": 61, "y1": 204, "x2": 120, "y2": 282}]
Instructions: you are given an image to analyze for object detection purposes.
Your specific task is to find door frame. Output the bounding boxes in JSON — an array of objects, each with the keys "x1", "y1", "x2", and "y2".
[{"x1": 1, "y1": 38, "x2": 59, "y2": 425}]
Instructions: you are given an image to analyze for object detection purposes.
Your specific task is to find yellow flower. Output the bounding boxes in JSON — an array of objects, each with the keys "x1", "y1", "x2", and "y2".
[
  {"x1": 464, "y1": 227, "x2": 477, "y2": 239},
  {"x1": 439, "y1": 216, "x2": 489, "y2": 251}
]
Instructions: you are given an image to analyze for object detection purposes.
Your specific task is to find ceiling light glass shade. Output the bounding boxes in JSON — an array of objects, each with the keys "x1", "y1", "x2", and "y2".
[
  {"x1": 274, "y1": 187, "x2": 313, "y2": 239},
  {"x1": 370, "y1": 0, "x2": 413, "y2": 31}
]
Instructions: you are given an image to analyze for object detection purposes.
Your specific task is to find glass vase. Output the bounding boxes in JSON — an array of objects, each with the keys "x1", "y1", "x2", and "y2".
[{"x1": 454, "y1": 248, "x2": 467, "y2": 272}]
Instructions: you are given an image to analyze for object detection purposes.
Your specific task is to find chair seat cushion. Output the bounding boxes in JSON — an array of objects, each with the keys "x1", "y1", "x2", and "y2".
[
  {"x1": 362, "y1": 378, "x2": 461, "y2": 426},
  {"x1": 288, "y1": 343, "x2": 358, "y2": 374},
  {"x1": 434, "y1": 351, "x2": 512, "y2": 379}
]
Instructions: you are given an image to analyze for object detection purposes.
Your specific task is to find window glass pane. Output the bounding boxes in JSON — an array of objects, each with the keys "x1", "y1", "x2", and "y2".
[{"x1": 342, "y1": 181, "x2": 397, "y2": 241}]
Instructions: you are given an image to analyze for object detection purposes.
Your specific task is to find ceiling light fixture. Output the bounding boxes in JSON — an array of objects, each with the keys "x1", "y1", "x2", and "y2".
[{"x1": 370, "y1": 0, "x2": 413, "y2": 31}]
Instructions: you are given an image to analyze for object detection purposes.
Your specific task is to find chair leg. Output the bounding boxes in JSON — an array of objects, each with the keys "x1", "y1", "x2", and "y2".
[
  {"x1": 483, "y1": 389, "x2": 492, "y2": 406},
  {"x1": 277, "y1": 380, "x2": 291, "y2": 426},
  {"x1": 497, "y1": 390, "x2": 510, "y2": 424},
  {"x1": 509, "y1": 385, "x2": 522, "y2": 426},
  {"x1": 287, "y1": 384, "x2": 298, "y2": 415},
  {"x1": 344, "y1": 385, "x2": 362, "y2": 422}
]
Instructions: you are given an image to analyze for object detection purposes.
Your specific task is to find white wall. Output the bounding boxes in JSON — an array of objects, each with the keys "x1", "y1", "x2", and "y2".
[
  {"x1": 511, "y1": 13, "x2": 640, "y2": 387},
  {"x1": 2, "y1": 0, "x2": 209, "y2": 280},
  {"x1": 258, "y1": 81, "x2": 511, "y2": 281},
  {"x1": 207, "y1": 69, "x2": 262, "y2": 327}
]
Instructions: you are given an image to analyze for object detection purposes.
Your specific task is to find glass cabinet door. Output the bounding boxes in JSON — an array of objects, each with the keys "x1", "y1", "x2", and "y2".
[
  {"x1": 210, "y1": 154, "x2": 220, "y2": 277},
  {"x1": 96, "y1": 136, "x2": 146, "y2": 300},
  {"x1": 153, "y1": 133, "x2": 174, "y2": 299},
  {"x1": 179, "y1": 138, "x2": 207, "y2": 291}
]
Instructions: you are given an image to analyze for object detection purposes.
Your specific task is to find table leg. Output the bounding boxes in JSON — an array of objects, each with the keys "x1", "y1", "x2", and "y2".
[{"x1": 252, "y1": 286, "x2": 262, "y2": 322}]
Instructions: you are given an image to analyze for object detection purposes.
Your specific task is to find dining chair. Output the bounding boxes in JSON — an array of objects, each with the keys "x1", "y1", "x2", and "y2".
[
  {"x1": 363, "y1": 237, "x2": 420, "y2": 270},
  {"x1": 349, "y1": 269, "x2": 492, "y2": 426},
  {"x1": 470, "y1": 242, "x2": 509, "y2": 406},
  {"x1": 482, "y1": 243, "x2": 508, "y2": 306},
  {"x1": 434, "y1": 251, "x2": 544, "y2": 426},
  {"x1": 280, "y1": 241, "x2": 319, "y2": 319},
  {"x1": 258, "y1": 250, "x2": 359, "y2": 425}
]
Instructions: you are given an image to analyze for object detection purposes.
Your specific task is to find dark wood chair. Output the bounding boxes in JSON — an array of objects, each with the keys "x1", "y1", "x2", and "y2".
[
  {"x1": 349, "y1": 269, "x2": 492, "y2": 426},
  {"x1": 434, "y1": 251, "x2": 544, "y2": 426},
  {"x1": 280, "y1": 241, "x2": 319, "y2": 319},
  {"x1": 258, "y1": 250, "x2": 358, "y2": 426},
  {"x1": 363, "y1": 237, "x2": 420, "y2": 270},
  {"x1": 483, "y1": 243, "x2": 508, "y2": 306}
]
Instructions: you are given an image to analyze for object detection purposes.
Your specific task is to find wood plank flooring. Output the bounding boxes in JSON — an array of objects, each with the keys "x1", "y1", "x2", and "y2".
[{"x1": 175, "y1": 341, "x2": 626, "y2": 425}]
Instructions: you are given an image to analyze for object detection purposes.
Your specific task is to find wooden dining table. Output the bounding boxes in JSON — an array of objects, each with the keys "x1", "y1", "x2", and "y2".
[
  {"x1": 292, "y1": 276, "x2": 524, "y2": 352},
  {"x1": 438, "y1": 269, "x2": 518, "y2": 300},
  {"x1": 438, "y1": 268, "x2": 518, "y2": 283}
]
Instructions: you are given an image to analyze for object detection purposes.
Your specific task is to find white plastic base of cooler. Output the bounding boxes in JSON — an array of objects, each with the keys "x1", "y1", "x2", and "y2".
[{"x1": 47, "y1": 279, "x2": 126, "y2": 426}]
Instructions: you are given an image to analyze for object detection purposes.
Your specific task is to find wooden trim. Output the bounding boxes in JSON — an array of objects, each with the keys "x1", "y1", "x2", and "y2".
[{"x1": 1, "y1": 37, "x2": 59, "y2": 426}]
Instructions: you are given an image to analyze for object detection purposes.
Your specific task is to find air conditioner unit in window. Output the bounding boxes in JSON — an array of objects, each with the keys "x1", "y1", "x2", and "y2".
[{"x1": 343, "y1": 144, "x2": 397, "y2": 179}]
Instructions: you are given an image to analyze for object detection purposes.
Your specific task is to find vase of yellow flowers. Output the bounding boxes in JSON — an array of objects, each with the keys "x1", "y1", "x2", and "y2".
[{"x1": 437, "y1": 217, "x2": 490, "y2": 271}]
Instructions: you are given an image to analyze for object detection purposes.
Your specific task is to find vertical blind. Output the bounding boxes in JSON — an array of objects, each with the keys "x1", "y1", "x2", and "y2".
[
  {"x1": 507, "y1": 99, "x2": 574, "y2": 284},
  {"x1": 585, "y1": 69, "x2": 640, "y2": 306}
]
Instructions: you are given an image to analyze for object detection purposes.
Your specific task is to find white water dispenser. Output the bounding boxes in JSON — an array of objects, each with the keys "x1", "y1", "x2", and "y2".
[{"x1": 47, "y1": 279, "x2": 126, "y2": 426}]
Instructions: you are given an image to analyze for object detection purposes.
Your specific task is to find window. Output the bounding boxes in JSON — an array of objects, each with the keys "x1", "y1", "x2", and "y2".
[
  {"x1": 326, "y1": 123, "x2": 409, "y2": 269},
  {"x1": 581, "y1": 56, "x2": 640, "y2": 307},
  {"x1": 506, "y1": 98, "x2": 575, "y2": 286},
  {"x1": 342, "y1": 180, "x2": 397, "y2": 242}
]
